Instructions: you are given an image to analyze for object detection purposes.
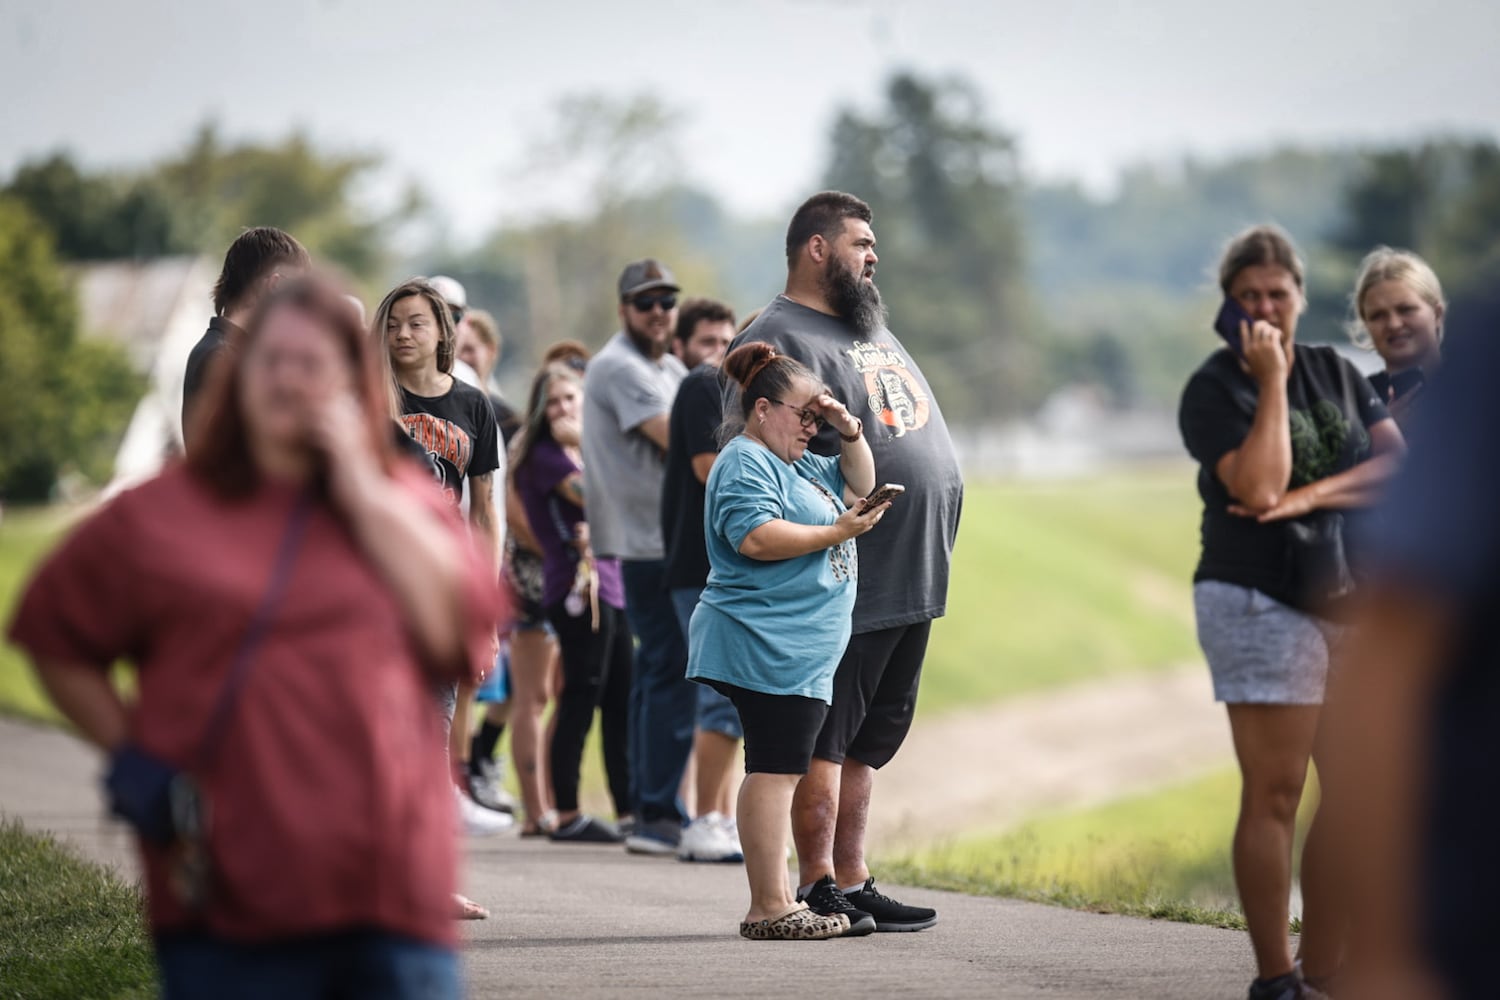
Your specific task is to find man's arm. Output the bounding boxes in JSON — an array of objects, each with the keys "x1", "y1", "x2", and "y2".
[
  {"x1": 691, "y1": 453, "x2": 716, "y2": 484},
  {"x1": 636, "y1": 413, "x2": 670, "y2": 452}
]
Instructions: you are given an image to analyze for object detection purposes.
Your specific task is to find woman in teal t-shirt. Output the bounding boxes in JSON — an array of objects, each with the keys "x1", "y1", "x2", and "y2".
[{"x1": 687, "y1": 342, "x2": 891, "y2": 941}]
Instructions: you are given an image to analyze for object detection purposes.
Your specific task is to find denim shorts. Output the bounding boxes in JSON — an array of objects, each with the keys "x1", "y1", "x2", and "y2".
[
  {"x1": 670, "y1": 586, "x2": 743, "y2": 740},
  {"x1": 503, "y1": 542, "x2": 551, "y2": 633},
  {"x1": 1193, "y1": 580, "x2": 1343, "y2": 705}
]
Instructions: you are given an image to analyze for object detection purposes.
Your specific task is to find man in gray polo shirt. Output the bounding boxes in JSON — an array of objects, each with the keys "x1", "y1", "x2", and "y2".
[{"x1": 582, "y1": 259, "x2": 691, "y2": 854}]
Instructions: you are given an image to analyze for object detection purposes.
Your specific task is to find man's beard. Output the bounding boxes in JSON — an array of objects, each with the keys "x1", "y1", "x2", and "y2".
[
  {"x1": 624, "y1": 313, "x2": 667, "y2": 360},
  {"x1": 822, "y1": 259, "x2": 887, "y2": 335}
]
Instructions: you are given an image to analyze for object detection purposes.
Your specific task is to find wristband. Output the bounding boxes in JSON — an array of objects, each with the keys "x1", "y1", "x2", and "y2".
[{"x1": 840, "y1": 420, "x2": 863, "y2": 443}]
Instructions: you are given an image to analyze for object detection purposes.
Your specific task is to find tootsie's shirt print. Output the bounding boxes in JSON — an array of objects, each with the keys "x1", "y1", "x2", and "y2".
[
  {"x1": 399, "y1": 380, "x2": 500, "y2": 508},
  {"x1": 730, "y1": 295, "x2": 964, "y2": 634},
  {"x1": 844, "y1": 340, "x2": 932, "y2": 438}
]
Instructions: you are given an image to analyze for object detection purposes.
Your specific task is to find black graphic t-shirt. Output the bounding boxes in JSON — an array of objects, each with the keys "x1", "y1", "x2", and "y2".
[
  {"x1": 731, "y1": 295, "x2": 964, "y2": 633},
  {"x1": 399, "y1": 378, "x2": 500, "y2": 509},
  {"x1": 1178, "y1": 344, "x2": 1389, "y2": 609},
  {"x1": 662, "y1": 364, "x2": 723, "y2": 592}
]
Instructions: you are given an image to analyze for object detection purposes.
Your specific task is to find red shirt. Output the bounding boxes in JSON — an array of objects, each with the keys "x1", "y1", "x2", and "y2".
[{"x1": 7, "y1": 463, "x2": 500, "y2": 947}]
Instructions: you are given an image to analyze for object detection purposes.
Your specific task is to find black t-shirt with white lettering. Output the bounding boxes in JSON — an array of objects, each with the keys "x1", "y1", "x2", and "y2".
[
  {"x1": 399, "y1": 378, "x2": 500, "y2": 509},
  {"x1": 662, "y1": 364, "x2": 724, "y2": 591},
  {"x1": 1178, "y1": 344, "x2": 1388, "y2": 610}
]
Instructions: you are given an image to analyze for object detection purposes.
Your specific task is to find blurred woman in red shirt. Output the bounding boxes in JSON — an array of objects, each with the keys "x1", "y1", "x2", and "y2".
[{"x1": 7, "y1": 276, "x2": 500, "y2": 999}]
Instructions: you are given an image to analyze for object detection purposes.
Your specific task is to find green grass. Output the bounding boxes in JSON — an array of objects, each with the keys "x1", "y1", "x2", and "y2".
[
  {"x1": 920, "y1": 464, "x2": 1201, "y2": 714},
  {"x1": 0, "y1": 508, "x2": 71, "y2": 724},
  {"x1": 0, "y1": 820, "x2": 155, "y2": 1000},
  {"x1": 878, "y1": 767, "x2": 1319, "y2": 929}
]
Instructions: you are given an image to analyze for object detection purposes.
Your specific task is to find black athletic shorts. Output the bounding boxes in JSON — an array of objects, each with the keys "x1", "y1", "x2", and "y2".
[
  {"x1": 707, "y1": 681, "x2": 828, "y2": 775},
  {"x1": 813, "y1": 620, "x2": 932, "y2": 769}
]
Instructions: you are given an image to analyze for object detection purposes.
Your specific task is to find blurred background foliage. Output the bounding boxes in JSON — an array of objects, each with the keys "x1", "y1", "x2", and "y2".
[{"x1": 3, "y1": 69, "x2": 1499, "y2": 499}]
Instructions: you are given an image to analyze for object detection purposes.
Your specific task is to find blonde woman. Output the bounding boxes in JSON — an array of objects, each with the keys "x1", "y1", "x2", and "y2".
[{"x1": 1347, "y1": 246, "x2": 1447, "y2": 428}]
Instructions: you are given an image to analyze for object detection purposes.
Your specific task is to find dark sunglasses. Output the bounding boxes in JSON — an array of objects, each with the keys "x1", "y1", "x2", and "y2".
[
  {"x1": 630, "y1": 293, "x2": 677, "y2": 313},
  {"x1": 769, "y1": 399, "x2": 826, "y2": 429},
  {"x1": 449, "y1": 306, "x2": 466, "y2": 326}
]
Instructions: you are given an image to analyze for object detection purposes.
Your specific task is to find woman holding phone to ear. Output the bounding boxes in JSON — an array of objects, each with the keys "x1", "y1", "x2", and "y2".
[
  {"x1": 686, "y1": 342, "x2": 890, "y2": 941},
  {"x1": 1178, "y1": 225, "x2": 1404, "y2": 1000}
]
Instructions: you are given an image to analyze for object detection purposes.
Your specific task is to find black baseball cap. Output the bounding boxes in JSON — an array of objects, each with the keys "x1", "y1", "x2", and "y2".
[{"x1": 618, "y1": 259, "x2": 680, "y2": 300}]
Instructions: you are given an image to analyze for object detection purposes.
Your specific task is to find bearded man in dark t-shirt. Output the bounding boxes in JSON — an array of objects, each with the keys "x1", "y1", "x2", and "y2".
[{"x1": 731, "y1": 191, "x2": 963, "y2": 933}]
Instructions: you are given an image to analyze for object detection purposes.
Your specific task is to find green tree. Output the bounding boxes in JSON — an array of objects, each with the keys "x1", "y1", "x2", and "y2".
[
  {"x1": 153, "y1": 124, "x2": 397, "y2": 280},
  {"x1": 445, "y1": 94, "x2": 787, "y2": 380},
  {"x1": 0, "y1": 198, "x2": 144, "y2": 500},
  {"x1": 4, "y1": 153, "x2": 182, "y2": 260},
  {"x1": 5, "y1": 125, "x2": 406, "y2": 283},
  {"x1": 1333, "y1": 139, "x2": 1500, "y2": 299},
  {"x1": 821, "y1": 72, "x2": 1032, "y2": 420}
]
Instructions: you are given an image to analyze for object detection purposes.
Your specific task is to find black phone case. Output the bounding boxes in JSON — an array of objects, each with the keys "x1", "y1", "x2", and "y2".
[{"x1": 1213, "y1": 299, "x2": 1254, "y2": 358}]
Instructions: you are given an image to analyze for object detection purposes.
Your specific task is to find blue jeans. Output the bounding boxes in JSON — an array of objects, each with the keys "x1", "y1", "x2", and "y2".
[
  {"x1": 155, "y1": 929, "x2": 459, "y2": 1000},
  {"x1": 670, "y1": 586, "x2": 744, "y2": 740},
  {"x1": 621, "y1": 559, "x2": 695, "y2": 824}
]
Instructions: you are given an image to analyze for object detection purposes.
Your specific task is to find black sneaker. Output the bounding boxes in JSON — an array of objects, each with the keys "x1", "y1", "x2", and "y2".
[
  {"x1": 796, "y1": 875, "x2": 876, "y2": 936},
  {"x1": 844, "y1": 877, "x2": 937, "y2": 932},
  {"x1": 1247, "y1": 972, "x2": 1304, "y2": 1000},
  {"x1": 548, "y1": 815, "x2": 623, "y2": 844}
]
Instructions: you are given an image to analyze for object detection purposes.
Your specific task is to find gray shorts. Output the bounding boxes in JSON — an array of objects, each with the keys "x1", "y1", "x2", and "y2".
[{"x1": 1193, "y1": 581, "x2": 1342, "y2": 705}]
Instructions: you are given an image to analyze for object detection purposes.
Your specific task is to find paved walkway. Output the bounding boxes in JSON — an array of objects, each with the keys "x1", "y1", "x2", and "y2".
[{"x1": 0, "y1": 715, "x2": 1255, "y2": 998}]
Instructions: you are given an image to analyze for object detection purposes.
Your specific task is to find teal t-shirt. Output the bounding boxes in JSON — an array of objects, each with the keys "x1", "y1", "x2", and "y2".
[{"x1": 686, "y1": 434, "x2": 857, "y2": 702}]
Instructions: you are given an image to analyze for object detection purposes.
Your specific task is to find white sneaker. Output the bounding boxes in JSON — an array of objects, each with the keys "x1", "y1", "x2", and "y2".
[
  {"x1": 717, "y1": 814, "x2": 744, "y2": 855},
  {"x1": 677, "y1": 811, "x2": 744, "y2": 863},
  {"x1": 467, "y1": 756, "x2": 518, "y2": 814},
  {"x1": 457, "y1": 786, "x2": 514, "y2": 836}
]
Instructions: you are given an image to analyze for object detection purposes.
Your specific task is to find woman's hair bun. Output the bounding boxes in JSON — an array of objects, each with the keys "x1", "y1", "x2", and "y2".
[{"x1": 723, "y1": 342, "x2": 776, "y2": 389}]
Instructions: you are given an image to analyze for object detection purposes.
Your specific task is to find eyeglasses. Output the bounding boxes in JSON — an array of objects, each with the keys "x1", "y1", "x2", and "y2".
[
  {"x1": 450, "y1": 306, "x2": 466, "y2": 326},
  {"x1": 629, "y1": 293, "x2": 677, "y2": 313},
  {"x1": 769, "y1": 399, "x2": 825, "y2": 429}
]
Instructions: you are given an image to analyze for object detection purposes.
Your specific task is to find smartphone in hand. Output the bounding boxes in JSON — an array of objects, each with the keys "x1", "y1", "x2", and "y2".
[
  {"x1": 862, "y1": 483, "x2": 905, "y2": 509},
  {"x1": 1213, "y1": 298, "x2": 1256, "y2": 358},
  {"x1": 1389, "y1": 367, "x2": 1424, "y2": 401}
]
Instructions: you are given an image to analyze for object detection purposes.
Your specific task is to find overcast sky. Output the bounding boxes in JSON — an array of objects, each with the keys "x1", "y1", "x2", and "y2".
[{"x1": 4, "y1": 0, "x2": 1497, "y2": 243}]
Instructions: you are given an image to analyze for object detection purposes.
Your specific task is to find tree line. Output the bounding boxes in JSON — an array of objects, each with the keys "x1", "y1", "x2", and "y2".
[{"x1": 3, "y1": 73, "x2": 1498, "y2": 500}]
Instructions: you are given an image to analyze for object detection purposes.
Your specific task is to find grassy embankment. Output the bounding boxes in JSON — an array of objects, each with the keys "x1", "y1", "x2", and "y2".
[
  {"x1": 919, "y1": 464, "x2": 1201, "y2": 712},
  {"x1": 880, "y1": 767, "x2": 1318, "y2": 930},
  {"x1": 0, "y1": 471, "x2": 1205, "y2": 723}
]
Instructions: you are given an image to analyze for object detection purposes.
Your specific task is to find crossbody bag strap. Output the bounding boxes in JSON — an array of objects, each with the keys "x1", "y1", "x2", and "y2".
[{"x1": 192, "y1": 491, "x2": 314, "y2": 773}]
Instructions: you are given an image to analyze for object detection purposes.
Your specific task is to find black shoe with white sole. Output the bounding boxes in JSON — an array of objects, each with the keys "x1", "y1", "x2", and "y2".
[{"x1": 844, "y1": 877, "x2": 938, "y2": 932}]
